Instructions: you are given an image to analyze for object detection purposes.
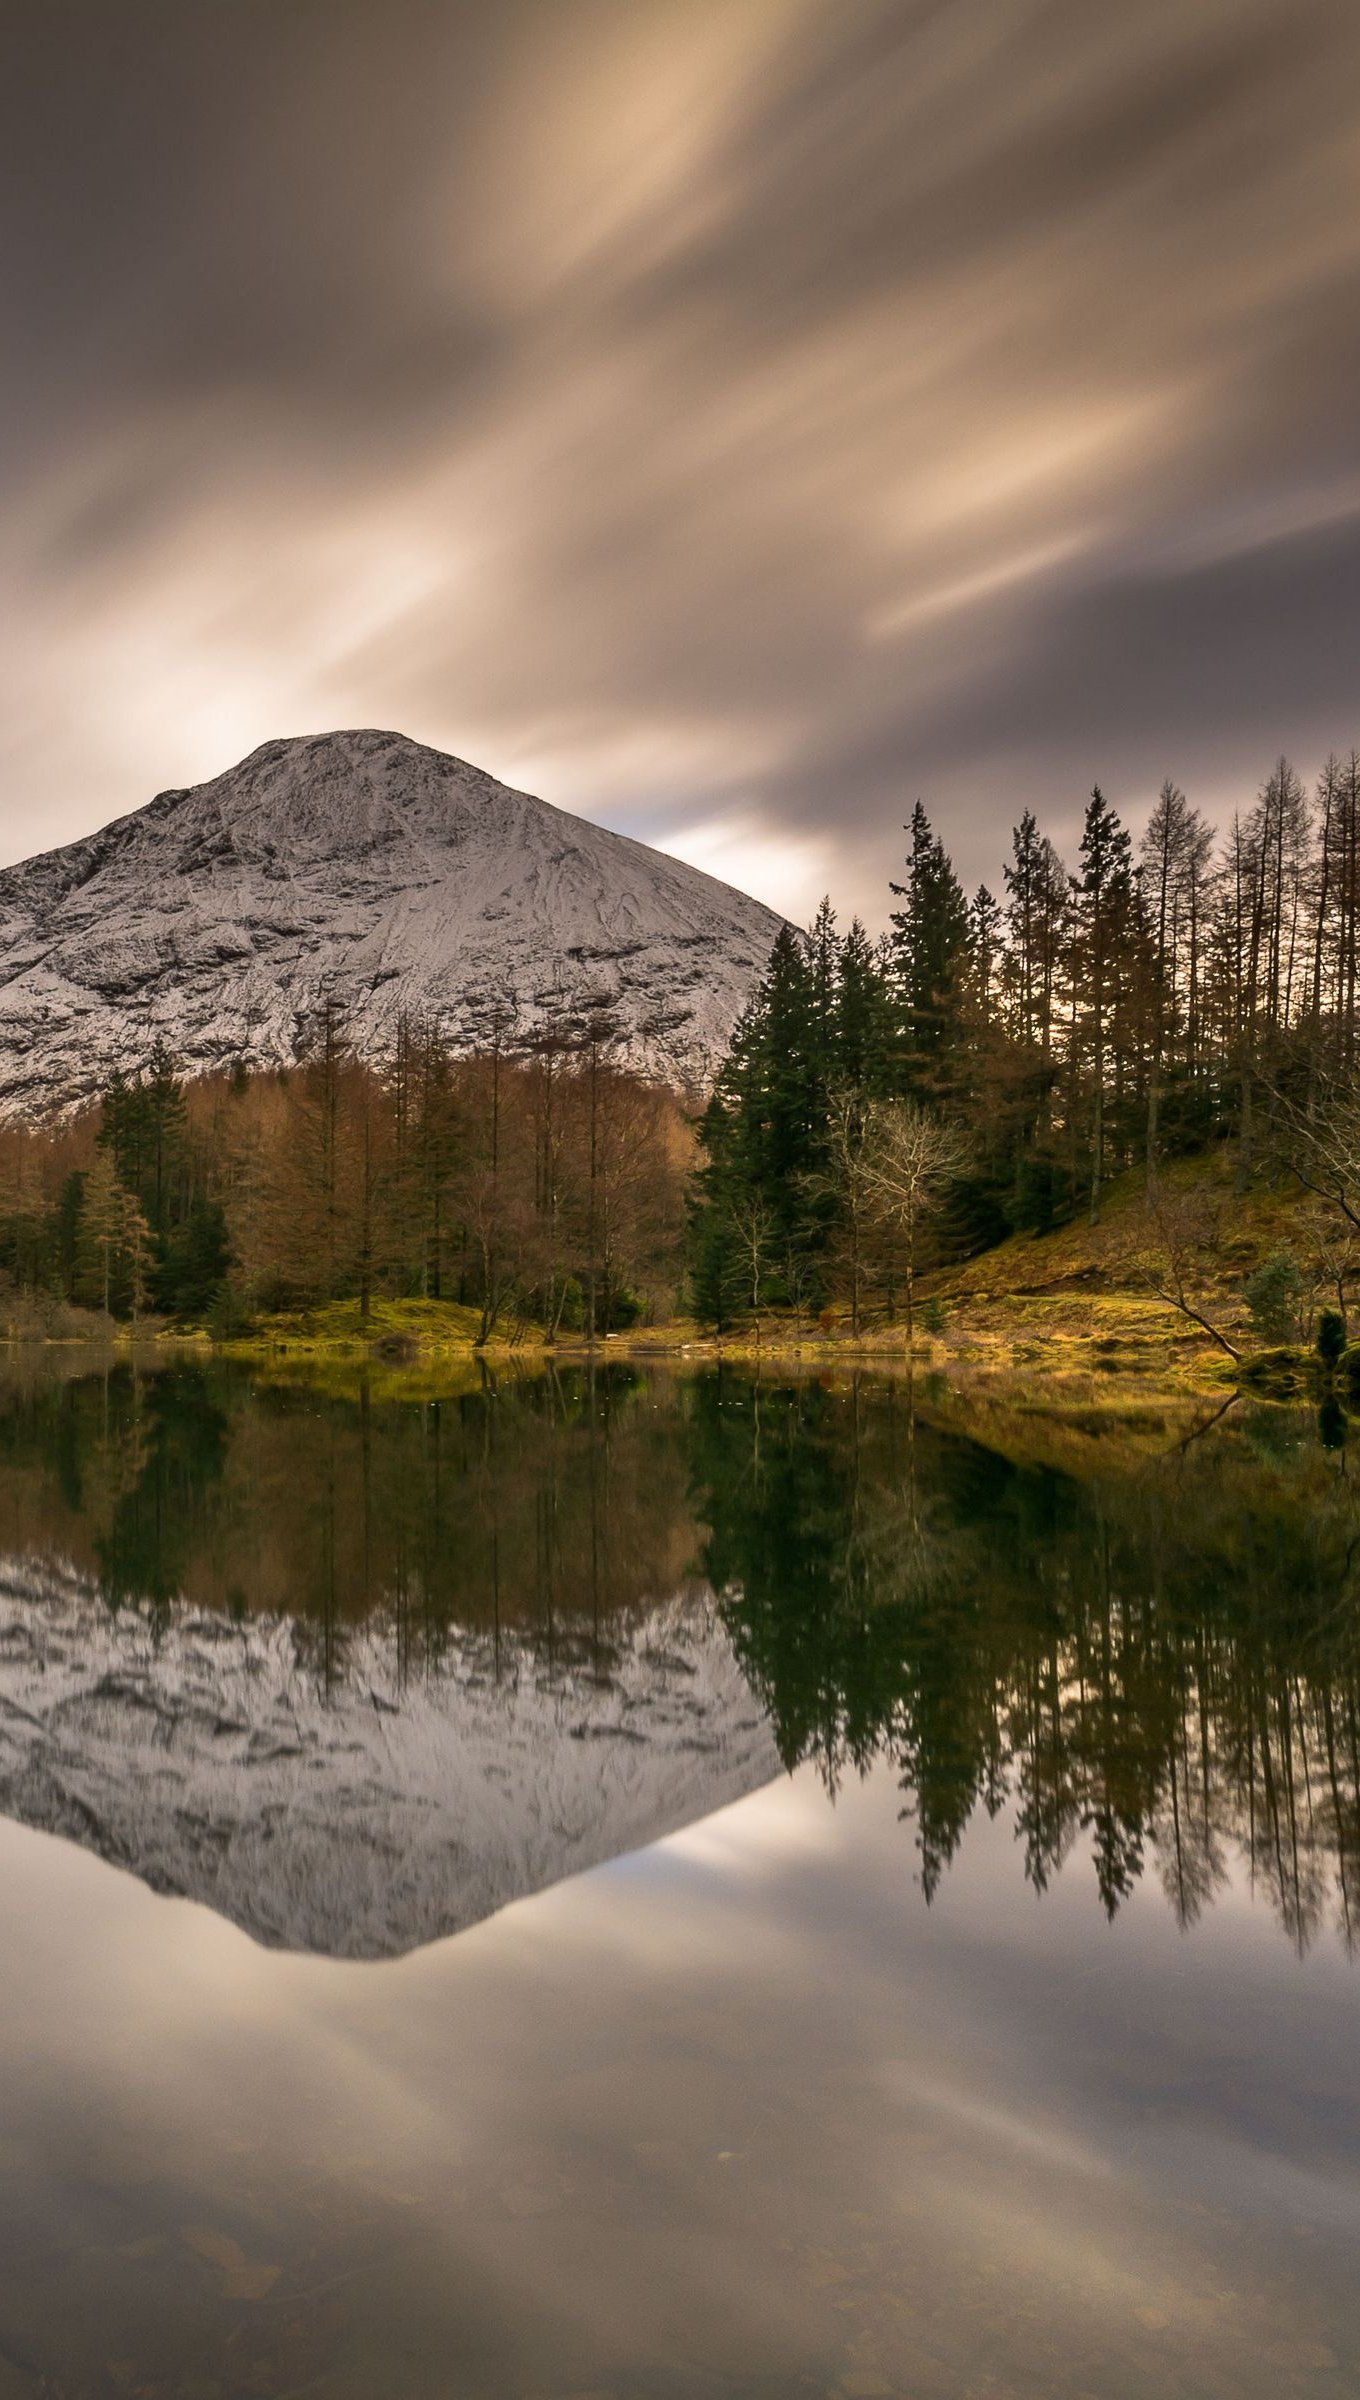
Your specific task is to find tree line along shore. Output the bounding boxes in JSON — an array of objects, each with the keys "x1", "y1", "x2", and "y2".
[{"x1": 1, "y1": 751, "x2": 1359, "y2": 1387}]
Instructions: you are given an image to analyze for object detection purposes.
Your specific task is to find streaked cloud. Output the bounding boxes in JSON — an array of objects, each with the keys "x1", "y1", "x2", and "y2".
[{"x1": 2, "y1": 0, "x2": 1358, "y2": 920}]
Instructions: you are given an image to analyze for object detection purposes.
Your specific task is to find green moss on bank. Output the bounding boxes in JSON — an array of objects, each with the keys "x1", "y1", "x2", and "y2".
[{"x1": 218, "y1": 1294, "x2": 486, "y2": 1362}]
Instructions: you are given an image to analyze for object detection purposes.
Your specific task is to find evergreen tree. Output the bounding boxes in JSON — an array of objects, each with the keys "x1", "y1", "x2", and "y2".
[
  {"x1": 1069, "y1": 787, "x2": 1135, "y2": 1222},
  {"x1": 154, "y1": 1198, "x2": 232, "y2": 1319},
  {"x1": 1139, "y1": 779, "x2": 1214, "y2": 1173},
  {"x1": 834, "y1": 918, "x2": 894, "y2": 1096},
  {"x1": 687, "y1": 928, "x2": 832, "y2": 1315},
  {"x1": 888, "y1": 803, "x2": 970, "y2": 1098},
  {"x1": 967, "y1": 886, "x2": 1003, "y2": 1020},
  {"x1": 1001, "y1": 810, "x2": 1070, "y2": 1225}
]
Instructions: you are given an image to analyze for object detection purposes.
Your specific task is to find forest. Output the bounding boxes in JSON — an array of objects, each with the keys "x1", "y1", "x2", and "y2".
[
  {"x1": 0, "y1": 1011, "x2": 692, "y2": 1339},
  {"x1": 691, "y1": 754, "x2": 1360, "y2": 1336},
  {"x1": 0, "y1": 749, "x2": 1358, "y2": 1338}
]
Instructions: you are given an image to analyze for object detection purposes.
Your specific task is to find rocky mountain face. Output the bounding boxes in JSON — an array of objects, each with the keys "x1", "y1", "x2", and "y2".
[
  {"x1": 0, "y1": 1557, "x2": 780, "y2": 1959},
  {"x1": 0, "y1": 730, "x2": 785, "y2": 1112}
]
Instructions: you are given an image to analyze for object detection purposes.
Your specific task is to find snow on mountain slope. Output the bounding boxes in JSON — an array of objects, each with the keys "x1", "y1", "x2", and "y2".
[
  {"x1": 0, "y1": 730, "x2": 786, "y2": 1112},
  {"x1": 0, "y1": 1556, "x2": 780, "y2": 1959}
]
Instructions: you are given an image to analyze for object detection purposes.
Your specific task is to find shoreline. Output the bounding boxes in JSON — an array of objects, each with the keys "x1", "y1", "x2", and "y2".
[
  {"x1": 0, "y1": 1297, "x2": 1246, "y2": 1396},
  {"x1": 0, "y1": 1308, "x2": 1340, "y2": 1482}
]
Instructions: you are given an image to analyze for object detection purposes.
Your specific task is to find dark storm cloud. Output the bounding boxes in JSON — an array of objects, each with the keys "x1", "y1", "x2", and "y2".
[{"x1": 2, "y1": 0, "x2": 1358, "y2": 920}]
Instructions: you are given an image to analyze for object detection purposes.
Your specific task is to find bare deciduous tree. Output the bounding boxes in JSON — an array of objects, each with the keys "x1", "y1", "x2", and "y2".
[
  {"x1": 730, "y1": 1194, "x2": 775, "y2": 1338},
  {"x1": 1270, "y1": 1067, "x2": 1360, "y2": 1235},
  {"x1": 859, "y1": 1101, "x2": 970, "y2": 1349},
  {"x1": 1126, "y1": 1185, "x2": 1240, "y2": 1360},
  {"x1": 1301, "y1": 1201, "x2": 1359, "y2": 1327}
]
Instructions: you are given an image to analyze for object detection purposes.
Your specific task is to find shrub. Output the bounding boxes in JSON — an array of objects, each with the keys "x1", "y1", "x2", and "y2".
[
  {"x1": 1316, "y1": 1308, "x2": 1348, "y2": 1370},
  {"x1": 207, "y1": 1284, "x2": 255, "y2": 1343},
  {"x1": 1243, "y1": 1250, "x2": 1304, "y2": 1345}
]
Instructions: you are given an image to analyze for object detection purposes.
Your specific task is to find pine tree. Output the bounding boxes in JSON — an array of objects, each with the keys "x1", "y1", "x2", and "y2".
[
  {"x1": 888, "y1": 803, "x2": 970, "y2": 1099},
  {"x1": 1069, "y1": 788, "x2": 1134, "y2": 1222},
  {"x1": 687, "y1": 1086, "x2": 747, "y2": 1330},
  {"x1": 834, "y1": 918, "x2": 894, "y2": 1096},
  {"x1": 1139, "y1": 779, "x2": 1212, "y2": 1177},
  {"x1": 1000, "y1": 811, "x2": 1069, "y2": 1222},
  {"x1": 687, "y1": 925, "x2": 837, "y2": 1317},
  {"x1": 967, "y1": 886, "x2": 1003, "y2": 1021}
]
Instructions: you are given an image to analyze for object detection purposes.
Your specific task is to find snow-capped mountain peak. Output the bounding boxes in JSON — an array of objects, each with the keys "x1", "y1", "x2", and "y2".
[{"x1": 0, "y1": 731, "x2": 786, "y2": 1111}]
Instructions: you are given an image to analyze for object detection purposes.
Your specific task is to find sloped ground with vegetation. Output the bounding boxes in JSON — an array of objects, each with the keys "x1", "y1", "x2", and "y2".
[
  {"x1": 916, "y1": 1152, "x2": 1321, "y2": 1385},
  {"x1": 634, "y1": 1147, "x2": 1355, "y2": 1409}
]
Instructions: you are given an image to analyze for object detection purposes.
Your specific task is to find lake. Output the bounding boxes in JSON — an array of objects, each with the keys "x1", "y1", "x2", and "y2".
[{"x1": 0, "y1": 1357, "x2": 1355, "y2": 2398}]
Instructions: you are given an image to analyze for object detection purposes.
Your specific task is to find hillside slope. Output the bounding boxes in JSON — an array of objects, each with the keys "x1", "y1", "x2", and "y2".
[
  {"x1": 914, "y1": 1150, "x2": 1333, "y2": 1389},
  {"x1": 0, "y1": 729, "x2": 785, "y2": 1111}
]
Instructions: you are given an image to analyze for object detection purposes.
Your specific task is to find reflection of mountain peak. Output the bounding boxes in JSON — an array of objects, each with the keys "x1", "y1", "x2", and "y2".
[{"x1": 0, "y1": 1560, "x2": 778, "y2": 1959}]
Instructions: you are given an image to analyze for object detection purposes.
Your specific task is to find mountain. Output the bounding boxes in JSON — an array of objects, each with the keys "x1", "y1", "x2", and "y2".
[
  {"x1": 0, "y1": 1555, "x2": 780, "y2": 1959},
  {"x1": 0, "y1": 729, "x2": 786, "y2": 1112}
]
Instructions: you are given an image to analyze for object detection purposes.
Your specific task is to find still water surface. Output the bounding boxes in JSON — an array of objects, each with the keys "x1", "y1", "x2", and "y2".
[{"x1": 0, "y1": 1360, "x2": 1356, "y2": 2397}]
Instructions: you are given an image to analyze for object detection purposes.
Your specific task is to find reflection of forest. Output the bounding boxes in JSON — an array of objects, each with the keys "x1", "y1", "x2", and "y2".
[
  {"x1": 691, "y1": 1377, "x2": 1360, "y2": 1953},
  {"x1": 0, "y1": 1362, "x2": 704, "y2": 1674},
  {"x1": 0, "y1": 1360, "x2": 1356, "y2": 1947}
]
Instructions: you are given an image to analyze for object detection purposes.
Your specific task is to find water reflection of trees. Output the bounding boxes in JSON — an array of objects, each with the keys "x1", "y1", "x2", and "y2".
[
  {"x1": 691, "y1": 1376, "x2": 1360, "y2": 1950},
  {"x1": 0, "y1": 1361, "x2": 1357, "y2": 1944},
  {"x1": 0, "y1": 1362, "x2": 704, "y2": 1693}
]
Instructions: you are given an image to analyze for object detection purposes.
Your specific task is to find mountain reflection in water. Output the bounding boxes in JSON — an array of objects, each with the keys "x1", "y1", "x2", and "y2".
[{"x1": 0, "y1": 1358, "x2": 1354, "y2": 1956}]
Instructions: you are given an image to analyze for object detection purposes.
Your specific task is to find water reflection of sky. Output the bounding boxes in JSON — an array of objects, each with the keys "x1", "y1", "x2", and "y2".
[{"x1": 1, "y1": 1759, "x2": 1355, "y2": 2398}]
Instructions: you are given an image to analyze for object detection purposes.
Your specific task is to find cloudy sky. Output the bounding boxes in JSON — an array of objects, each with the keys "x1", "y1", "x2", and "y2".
[{"x1": 3, "y1": 0, "x2": 1359, "y2": 922}]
